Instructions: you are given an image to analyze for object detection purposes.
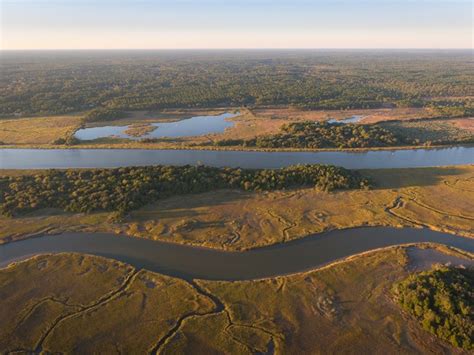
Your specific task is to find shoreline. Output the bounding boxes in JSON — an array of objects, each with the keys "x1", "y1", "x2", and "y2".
[
  {"x1": 1, "y1": 227, "x2": 473, "y2": 281},
  {"x1": 1, "y1": 142, "x2": 473, "y2": 153},
  {"x1": 2, "y1": 221, "x2": 473, "y2": 251},
  {"x1": 2, "y1": 243, "x2": 473, "y2": 282}
]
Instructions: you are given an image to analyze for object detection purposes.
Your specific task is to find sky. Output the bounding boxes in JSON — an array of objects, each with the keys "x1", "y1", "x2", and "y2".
[{"x1": 1, "y1": 0, "x2": 472, "y2": 49}]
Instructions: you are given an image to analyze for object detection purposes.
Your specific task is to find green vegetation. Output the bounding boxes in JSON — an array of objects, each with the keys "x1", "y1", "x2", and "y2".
[
  {"x1": 393, "y1": 266, "x2": 473, "y2": 350},
  {"x1": 1, "y1": 51, "x2": 472, "y2": 117},
  {"x1": 52, "y1": 135, "x2": 80, "y2": 146},
  {"x1": 82, "y1": 108, "x2": 128, "y2": 123},
  {"x1": 216, "y1": 121, "x2": 400, "y2": 148},
  {"x1": 0, "y1": 164, "x2": 370, "y2": 217}
]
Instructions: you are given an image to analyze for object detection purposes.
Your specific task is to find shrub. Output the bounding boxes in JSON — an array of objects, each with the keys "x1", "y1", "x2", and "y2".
[
  {"x1": 52, "y1": 138, "x2": 66, "y2": 145},
  {"x1": 82, "y1": 108, "x2": 128, "y2": 123},
  {"x1": 0, "y1": 164, "x2": 370, "y2": 217},
  {"x1": 393, "y1": 266, "x2": 473, "y2": 350},
  {"x1": 216, "y1": 121, "x2": 400, "y2": 149}
]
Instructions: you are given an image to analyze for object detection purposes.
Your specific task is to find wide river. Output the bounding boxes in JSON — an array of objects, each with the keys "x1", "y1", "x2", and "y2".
[
  {"x1": 1, "y1": 146, "x2": 473, "y2": 169},
  {"x1": 1, "y1": 227, "x2": 472, "y2": 280}
]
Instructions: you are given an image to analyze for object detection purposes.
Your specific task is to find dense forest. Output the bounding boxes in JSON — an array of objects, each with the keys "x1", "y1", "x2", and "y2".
[
  {"x1": 393, "y1": 266, "x2": 473, "y2": 350},
  {"x1": 1, "y1": 50, "x2": 473, "y2": 117},
  {"x1": 0, "y1": 164, "x2": 370, "y2": 217},
  {"x1": 215, "y1": 121, "x2": 400, "y2": 148}
]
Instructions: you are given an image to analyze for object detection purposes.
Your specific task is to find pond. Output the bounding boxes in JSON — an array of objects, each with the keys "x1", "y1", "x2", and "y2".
[
  {"x1": 1, "y1": 146, "x2": 473, "y2": 170},
  {"x1": 74, "y1": 112, "x2": 238, "y2": 140},
  {"x1": 0, "y1": 227, "x2": 472, "y2": 280},
  {"x1": 327, "y1": 115, "x2": 366, "y2": 124}
]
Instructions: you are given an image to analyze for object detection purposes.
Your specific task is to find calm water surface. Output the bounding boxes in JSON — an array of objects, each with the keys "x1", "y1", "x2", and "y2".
[
  {"x1": 327, "y1": 115, "x2": 366, "y2": 124},
  {"x1": 1, "y1": 227, "x2": 472, "y2": 280},
  {"x1": 75, "y1": 112, "x2": 238, "y2": 140},
  {"x1": 1, "y1": 146, "x2": 473, "y2": 169}
]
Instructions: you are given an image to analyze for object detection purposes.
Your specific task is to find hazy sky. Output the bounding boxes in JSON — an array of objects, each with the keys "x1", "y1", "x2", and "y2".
[{"x1": 1, "y1": 0, "x2": 472, "y2": 49}]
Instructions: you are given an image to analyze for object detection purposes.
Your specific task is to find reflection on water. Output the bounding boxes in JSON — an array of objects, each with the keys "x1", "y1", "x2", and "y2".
[
  {"x1": 0, "y1": 228, "x2": 472, "y2": 280},
  {"x1": 1, "y1": 146, "x2": 473, "y2": 170},
  {"x1": 327, "y1": 115, "x2": 366, "y2": 124},
  {"x1": 74, "y1": 112, "x2": 238, "y2": 140},
  {"x1": 406, "y1": 247, "x2": 473, "y2": 272}
]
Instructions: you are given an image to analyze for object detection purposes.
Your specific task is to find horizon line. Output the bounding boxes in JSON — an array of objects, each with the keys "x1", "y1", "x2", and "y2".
[{"x1": 1, "y1": 47, "x2": 472, "y2": 51}]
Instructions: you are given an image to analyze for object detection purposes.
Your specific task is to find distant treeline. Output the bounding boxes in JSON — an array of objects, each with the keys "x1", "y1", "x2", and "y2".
[
  {"x1": 393, "y1": 266, "x2": 473, "y2": 350},
  {"x1": 0, "y1": 164, "x2": 370, "y2": 217},
  {"x1": 1, "y1": 51, "x2": 473, "y2": 117}
]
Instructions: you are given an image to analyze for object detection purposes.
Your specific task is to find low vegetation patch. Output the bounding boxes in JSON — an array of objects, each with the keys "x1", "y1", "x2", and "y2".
[
  {"x1": 123, "y1": 123, "x2": 157, "y2": 137},
  {"x1": 82, "y1": 108, "x2": 128, "y2": 123},
  {"x1": 380, "y1": 119, "x2": 474, "y2": 146},
  {"x1": 52, "y1": 135, "x2": 80, "y2": 145},
  {"x1": 0, "y1": 164, "x2": 370, "y2": 217},
  {"x1": 0, "y1": 115, "x2": 82, "y2": 145},
  {"x1": 393, "y1": 266, "x2": 473, "y2": 350}
]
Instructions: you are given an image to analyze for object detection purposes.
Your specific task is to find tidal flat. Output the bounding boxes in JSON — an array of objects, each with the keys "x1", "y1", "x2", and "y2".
[{"x1": 1, "y1": 245, "x2": 471, "y2": 353}]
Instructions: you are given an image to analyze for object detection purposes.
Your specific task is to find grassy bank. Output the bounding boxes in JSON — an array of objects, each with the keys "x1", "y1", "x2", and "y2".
[
  {"x1": 1, "y1": 166, "x2": 473, "y2": 250},
  {"x1": 1, "y1": 245, "x2": 471, "y2": 352}
]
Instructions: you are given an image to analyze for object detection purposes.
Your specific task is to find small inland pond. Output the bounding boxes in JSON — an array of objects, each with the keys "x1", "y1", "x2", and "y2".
[
  {"x1": 327, "y1": 115, "x2": 366, "y2": 124},
  {"x1": 1, "y1": 227, "x2": 472, "y2": 280},
  {"x1": 74, "y1": 112, "x2": 238, "y2": 140}
]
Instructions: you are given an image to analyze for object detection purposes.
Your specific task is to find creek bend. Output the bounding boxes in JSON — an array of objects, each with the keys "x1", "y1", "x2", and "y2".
[{"x1": 1, "y1": 227, "x2": 472, "y2": 280}]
